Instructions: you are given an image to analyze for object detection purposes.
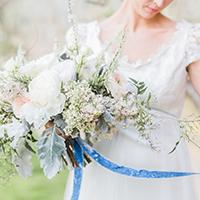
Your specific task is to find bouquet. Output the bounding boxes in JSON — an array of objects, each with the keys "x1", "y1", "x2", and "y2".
[{"x1": 0, "y1": 20, "x2": 155, "y2": 180}]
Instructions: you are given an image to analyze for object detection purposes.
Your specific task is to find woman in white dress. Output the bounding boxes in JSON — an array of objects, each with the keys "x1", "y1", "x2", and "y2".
[{"x1": 64, "y1": 0, "x2": 200, "y2": 199}]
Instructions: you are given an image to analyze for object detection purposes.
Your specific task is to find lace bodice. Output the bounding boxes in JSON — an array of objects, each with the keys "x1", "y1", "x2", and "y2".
[{"x1": 66, "y1": 20, "x2": 200, "y2": 117}]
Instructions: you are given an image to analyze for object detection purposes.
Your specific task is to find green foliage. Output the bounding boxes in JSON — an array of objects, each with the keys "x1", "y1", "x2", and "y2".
[
  {"x1": 129, "y1": 78, "x2": 153, "y2": 133},
  {"x1": 169, "y1": 115, "x2": 200, "y2": 154},
  {"x1": 10, "y1": 66, "x2": 31, "y2": 90},
  {"x1": 129, "y1": 78, "x2": 147, "y2": 95},
  {"x1": 0, "y1": 139, "x2": 16, "y2": 184},
  {"x1": 0, "y1": 131, "x2": 67, "y2": 199},
  {"x1": 89, "y1": 65, "x2": 111, "y2": 96},
  {"x1": 0, "y1": 102, "x2": 14, "y2": 125}
]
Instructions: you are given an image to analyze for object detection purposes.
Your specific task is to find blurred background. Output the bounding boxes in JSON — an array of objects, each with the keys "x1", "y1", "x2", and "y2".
[{"x1": 0, "y1": 0, "x2": 200, "y2": 199}]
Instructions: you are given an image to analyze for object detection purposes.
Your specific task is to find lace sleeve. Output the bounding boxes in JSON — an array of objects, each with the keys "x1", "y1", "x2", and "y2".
[{"x1": 185, "y1": 23, "x2": 200, "y2": 68}]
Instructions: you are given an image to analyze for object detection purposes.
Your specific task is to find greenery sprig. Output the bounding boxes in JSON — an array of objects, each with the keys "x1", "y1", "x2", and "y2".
[{"x1": 169, "y1": 114, "x2": 200, "y2": 154}]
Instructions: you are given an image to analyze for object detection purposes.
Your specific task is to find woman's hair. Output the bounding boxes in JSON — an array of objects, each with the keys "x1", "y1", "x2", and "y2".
[{"x1": 163, "y1": 0, "x2": 200, "y2": 22}]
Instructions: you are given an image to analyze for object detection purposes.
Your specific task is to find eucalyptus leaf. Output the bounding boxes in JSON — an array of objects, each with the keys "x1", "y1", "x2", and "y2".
[
  {"x1": 138, "y1": 87, "x2": 147, "y2": 95},
  {"x1": 37, "y1": 127, "x2": 66, "y2": 179},
  {"x1": 129, "y1": 78, "x2": 138, "y2": 84}
]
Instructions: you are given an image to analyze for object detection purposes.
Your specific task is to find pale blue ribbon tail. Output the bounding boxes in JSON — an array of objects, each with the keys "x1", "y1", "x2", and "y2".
[{"x1": 70, "y1": 138, "x2": 198, "y2": 200}]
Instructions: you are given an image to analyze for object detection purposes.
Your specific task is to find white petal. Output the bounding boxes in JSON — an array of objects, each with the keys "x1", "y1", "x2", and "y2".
[
  {"x1": 52, "y1": 60, "x2": 76, "y2": 83},
  {"x1": 12, "y1": 139, "x2": 32, "y2": 178}
]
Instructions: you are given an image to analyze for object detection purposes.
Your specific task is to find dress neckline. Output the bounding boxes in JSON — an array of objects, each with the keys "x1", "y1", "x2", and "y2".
[{"x1": 91, "y1": 19, "x2": 186, "y2": 68}]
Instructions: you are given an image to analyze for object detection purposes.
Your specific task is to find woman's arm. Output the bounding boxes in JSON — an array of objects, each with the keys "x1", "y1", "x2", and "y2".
[{"x1": 188, "y1": 60, "x2": 200, "y2": 96}]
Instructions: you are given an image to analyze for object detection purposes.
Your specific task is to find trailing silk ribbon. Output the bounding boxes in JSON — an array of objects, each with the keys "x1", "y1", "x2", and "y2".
[
  {"x1": 69, "y1": 137, "x2": 198, "y2": 200},
  {"x1": 71, "y1": 140, "x2": 84, "y2": 200}
]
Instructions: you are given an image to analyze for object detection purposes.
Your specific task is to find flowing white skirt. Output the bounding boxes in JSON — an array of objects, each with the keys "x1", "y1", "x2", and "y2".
[{"x1": 64, "y1": 114, "x2": 198, "y2": 200}]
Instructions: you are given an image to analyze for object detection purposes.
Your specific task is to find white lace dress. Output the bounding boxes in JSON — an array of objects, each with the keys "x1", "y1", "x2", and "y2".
[{"x1": 64, "y1": 20, "x2": 200, "y2": 200}]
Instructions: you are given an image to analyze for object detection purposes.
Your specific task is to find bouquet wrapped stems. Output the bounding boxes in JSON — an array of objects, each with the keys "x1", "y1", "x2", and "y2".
[{"x1": 45, "y1": 120, "x2": 91, "y2": 169}]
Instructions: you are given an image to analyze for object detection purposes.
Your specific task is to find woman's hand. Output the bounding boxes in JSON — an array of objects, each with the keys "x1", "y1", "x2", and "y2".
[{"x1": 187, "y1": 60, "x2": 200, "y2": 96}]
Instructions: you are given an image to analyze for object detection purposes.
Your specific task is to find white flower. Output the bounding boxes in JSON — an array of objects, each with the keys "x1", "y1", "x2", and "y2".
[
  {"x1": 63, "y1": 81, "x2": 105, "y2": 137},
  {"x1": 19, "y1": 53, "x2": 56, "y2": 78},
  {"x1": 106, "y1": 71, "x2": 128, "y2": 99},
  {"x1": 51, "y1": 59, "x2": 76, "y2": 83},
  {"x1": 20, "y1": 53, "x2": 76, "y2": 83},
  {"x1": 16, "y1": 104, "x2": 49, "y2": 128},
  {"x1": 17, "y1": 69, "x2": 65, "y2": 128},
  {"x1": 0, "y1": 119, "x2": 29, "y2": 149},
  {"x1": 29, "y1": 69, "x2": 63, "y2": 106}
]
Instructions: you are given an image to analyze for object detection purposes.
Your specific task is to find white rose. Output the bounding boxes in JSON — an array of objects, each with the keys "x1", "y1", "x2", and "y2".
[
  {"x1": 29, "y1": 69, "x2": 63, "y2": 106},
  {"x1": 52, "y1": 59, "x2": 76, "y2": 83},
  {"x1": 18, "y1": 69, "x2": 65, "y2": 128},
  {"x1": 106, "y1": 71, "x2": 128, "y2": 99},
  {"x1": 20, "y1": 53, "x2": 56, "y2": 78}
]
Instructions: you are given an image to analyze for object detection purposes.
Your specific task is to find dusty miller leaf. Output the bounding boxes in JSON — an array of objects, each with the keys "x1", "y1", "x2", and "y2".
[{"x1": 37, "y1": 127, "x2": 66, "y2": 179}]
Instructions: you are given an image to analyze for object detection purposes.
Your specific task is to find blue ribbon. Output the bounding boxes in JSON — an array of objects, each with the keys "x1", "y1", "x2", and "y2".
[
  {"x1": 71, "y1": 140, "x2": 84, "y2": 200},
  {"x1": 69, "y1": 138, "x2": 198, "y2": 200},
  {"x1": 73, "y1": 139, "x2": 84, "y2": 168},
  {"x1": 71, "y1": 168, "x2": 83, "y2": 200}
]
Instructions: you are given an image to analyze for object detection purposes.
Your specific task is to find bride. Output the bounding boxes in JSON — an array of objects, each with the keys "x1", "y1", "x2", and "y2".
[{"x1": 64, "y1": 0, "x2": 200, "y2": 199}]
